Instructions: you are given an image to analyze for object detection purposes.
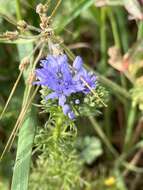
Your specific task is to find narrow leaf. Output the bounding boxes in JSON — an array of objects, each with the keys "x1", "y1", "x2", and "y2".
[
  {"x1": 11, "y1": 42, "x2": 36, "y2": 190},
  {"x1": 57, "y1": 0, "x2": 95, "y2": 33},
  {"x1": 11, "y1": 109, "x2": 36, "y2": 190}
]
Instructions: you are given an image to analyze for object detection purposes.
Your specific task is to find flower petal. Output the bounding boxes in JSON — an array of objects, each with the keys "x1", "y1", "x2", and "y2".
[
  {"x1": 62, "y1": 104, "x2": 70, "y2": 115},
  {"x1": 58, "y1": 95, "x2": 66, "y2": 106},
  {"x1": 45, "y1": 92, "x2": 58, "y2": 100},
  {"x1": 73, "y1": 56, "x2": 83, "y2": 71}
]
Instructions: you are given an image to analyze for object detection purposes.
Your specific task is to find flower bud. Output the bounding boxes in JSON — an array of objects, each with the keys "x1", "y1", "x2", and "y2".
[{"x1": 75, "y1": 99, "x2": 80, "y2": 105}]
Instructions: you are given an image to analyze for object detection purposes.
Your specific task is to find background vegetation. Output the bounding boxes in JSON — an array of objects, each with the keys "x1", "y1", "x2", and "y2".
[{"x1": 0, "y1": 0, "x2": 143, "y2": 190}]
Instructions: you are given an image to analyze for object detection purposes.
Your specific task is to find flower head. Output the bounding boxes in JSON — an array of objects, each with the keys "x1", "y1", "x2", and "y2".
[
  {"x1": 35, "y1": 55, "x2": 82, "y2": 106},
  {"x1": 34, "y1": 54, "x2": 97, "y2": 119}
]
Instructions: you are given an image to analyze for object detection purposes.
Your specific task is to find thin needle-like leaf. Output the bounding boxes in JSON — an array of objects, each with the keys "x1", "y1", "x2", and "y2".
[
  {"x1": 8, "y1": 86, "x2": 39, "y2": 152},
  {"x1": 0, "y1": 86, "x2": 38, "y2": 161},
  {"x1": 0, "y1": 43, "x2": 44, "y2": 160},
  {"x1": 0, "y1": 71, "x2": 23, "y2": 120},
  {"x1": 50, "y1": 0, "x2": 62, "y2": 18},
  {"x1": 0, "y1": 13, "x2": 17, "y2": 25}
]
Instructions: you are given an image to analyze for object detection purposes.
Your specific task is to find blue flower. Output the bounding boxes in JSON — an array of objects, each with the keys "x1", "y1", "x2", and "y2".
[
  {"x1": 73, "y1": 56, "x2": 97, "y2": 94},
  {"x1": 35, "y1": 55, "x2": 82, "y2": 105},
  {"x1": 34, "y1": 54, "x2": 97, "y2": 119}
]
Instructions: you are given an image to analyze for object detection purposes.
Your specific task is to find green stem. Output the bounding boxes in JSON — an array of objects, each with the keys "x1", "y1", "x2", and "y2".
[
  {"x1": 95, "y1": 72, "x2": 130, "y2": 100},
  {"x1": 115, "y1": 9, "x2": 129, "y2": 53},
  {"x1": 89, "y1": 116, "x2": 118, "y2": 158},
  {"x1": 16, "y1": 0, "x2": 22, "y2": 20},
  {"x1": 104, "y1": 105, "x2": 112, "y2": 140},
  {"x1": 100, "y1": 7, "x2": 107, "y2": 72},
  {"x1": 137, "y1": 21, "x2": 143, "y2": 40},
  {"x1": 108, "y1": 8, "x2": 128, "y2": 121},
  {"x1": 108, "y1": 8, "x2": 121, "y2": 50},
  {"x1": 54, "y1": 117, "x2": 62, "y2": 140},
  {"x1": 124, "y1": 104, "x2": 137, "y2": 151}
]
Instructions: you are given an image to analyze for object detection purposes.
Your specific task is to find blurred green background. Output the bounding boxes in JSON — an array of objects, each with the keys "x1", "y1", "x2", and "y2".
[{"x1": 1, "y1": 0, "x2": 143, "y2": 190}]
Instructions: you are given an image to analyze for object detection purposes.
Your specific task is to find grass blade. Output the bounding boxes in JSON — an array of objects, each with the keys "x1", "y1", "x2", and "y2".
[
  {"x1": 11, "y1": 109, "x2": 36, "y2": 190},
  {"x1": 11, "y1": 40, "x2": 36, "y2": 190},
  {"x1": 57, "y1": 0, "x2": 95, "y2": 33}
]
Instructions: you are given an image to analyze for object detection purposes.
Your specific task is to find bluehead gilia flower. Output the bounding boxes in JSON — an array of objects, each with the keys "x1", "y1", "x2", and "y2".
[{"x1": 34, "y1": 54, "x2": 97, "y2": 119}]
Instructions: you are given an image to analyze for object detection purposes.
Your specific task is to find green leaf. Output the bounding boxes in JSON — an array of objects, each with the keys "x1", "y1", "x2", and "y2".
[
  {"x1": 11, "y1": 41, "x2": 36, "y2": 190},
  {"x1": 0, "y1": 0, "x2": 16, "y2": 15},
  {"x1": 11, "y1": 110, "x2": 36, "y2": 190},
  {"x1": 57, "y1": 0, "x2": 95, "y2": 33},
  {"x1": 79, "y1": 136, "x2": 103, "y2": 164},
  {"x1": 114, "y1": 169, "x2": 128, "y2": 190}
]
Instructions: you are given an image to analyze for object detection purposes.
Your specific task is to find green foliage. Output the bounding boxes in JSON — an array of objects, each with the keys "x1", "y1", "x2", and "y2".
[
  {"x1": 29, "y1": 121, "x2": 84, "y2": 190},
  {"x1": 131, "y1": 84, "x2": 143, "y2": 111},
  {"x1": 11, "y1": 109, "x2": 36, "y2": 190},
  {"x1": 78, "y1": 84, "x2": 109, "y2": 116},
  {"x1": 1, "y1": 0, "x2": 143, "y2": 190},
  {"x1": 77, "y1": 136, "x2": 103, "y2": 164},
  {"x1": 11, "y1": 41, "x2": 36, "y2": 190},
  {"x1": 56, "y1": 0, "x2": 96, "y2": 33}
]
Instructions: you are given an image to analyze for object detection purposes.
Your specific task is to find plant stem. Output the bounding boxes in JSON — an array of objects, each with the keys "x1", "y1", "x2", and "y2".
[
  {"x1": 124, "y1": 104, "x2": 137, "y2": 151},
  {"x1": 89, "y1": 116, "x2": 118, "y2": 158},
  {"x1": 108, "y1": 7, "x2": 128, "y2": 121},
  {"x1": 115, "y1": 8, "x2": 129, "y2": 53},
  {"x1": 108, "y1": 8, "x2": 121, "y2": 50},
  {"x1": 95, "y1": 72, "x2": 130, "y2": 100},
  {"x1": 100, "y1": 7, "x2": 107, "y2": 72},
  {"x1": 137, "y1": 21, "x2": 143, "y2": 40},
  {"x1": 54, "y1": 117, "x2": 62, "y2": 140},
  {"x1": 16, "y1": 0, "x2": 22, "y2": 21}
]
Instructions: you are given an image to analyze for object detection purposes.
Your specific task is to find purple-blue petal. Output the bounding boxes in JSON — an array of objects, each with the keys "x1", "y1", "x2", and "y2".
[
  {"x1": 62, "y1": 104, "x2": 71, "y2": 115},
  {"x1": 58, "y1": 95, "x2": 66, "y2": 106},
  {"x1": 45, "y1": 92, "x2": 58, "y2": 100},
  {"x1": 73, "y1": 56, "x2": 83, "y2": 71}
]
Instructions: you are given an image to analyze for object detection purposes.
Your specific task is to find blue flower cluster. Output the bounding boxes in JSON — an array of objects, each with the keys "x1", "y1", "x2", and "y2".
[{"x1": 35, "y1": 54, "x2": 96, "y2": 119}]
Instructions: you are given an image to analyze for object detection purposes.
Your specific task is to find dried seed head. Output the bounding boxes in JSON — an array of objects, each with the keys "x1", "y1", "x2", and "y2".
[
  {"x1": 41, "y1": 29, "x2": 54, "y2": 40},
  {"x1": 40, "y1": 16, "x2": 51, "y2": 30},
  {"x1": 36, "y1": 3, "x2": 48, "y2": 15},
  {"x1": 27, "y1": 71, "x2": 36, "y2": 85},
  {"x1": 19, "y1": 56, "x2": 30, "y2": 71},
  {"x1": 17, "y1": 20, "x2": 27, "y2": 31},
  {"x1": 3, "y1": 31, "x2": 19, "y2": 40}
]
